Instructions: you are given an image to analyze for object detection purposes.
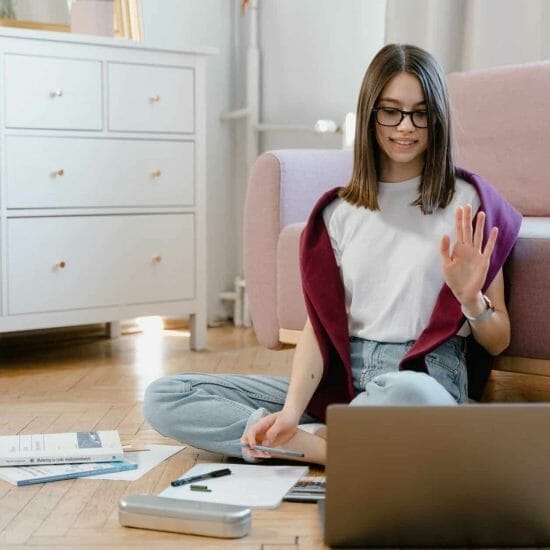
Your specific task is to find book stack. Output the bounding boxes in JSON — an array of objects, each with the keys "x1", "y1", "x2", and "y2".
[{"x1": 0, "y1": 431, "x2": 137, "y2": 486}]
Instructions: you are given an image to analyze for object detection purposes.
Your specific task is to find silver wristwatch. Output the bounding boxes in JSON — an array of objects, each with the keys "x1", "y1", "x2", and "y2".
[{"x1": 462, "y1": 295, "x2": 495, "y2": 323}]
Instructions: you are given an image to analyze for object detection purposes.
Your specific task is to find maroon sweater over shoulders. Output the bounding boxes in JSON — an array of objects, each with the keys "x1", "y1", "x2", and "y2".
[{"x1": 300, "y1": 168, "x2": 522, "y2": 421}]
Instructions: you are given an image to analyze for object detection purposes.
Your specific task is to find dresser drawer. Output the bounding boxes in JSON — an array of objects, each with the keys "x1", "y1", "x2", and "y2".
[
  {"x1": 7, "y1": 214, "x2": 195, "y2": 314},
  {"x1": 108, "y1": 62, "x2": 194, "y2": 133},
  {"x1": 6, "y1": 136, "x2": 195, "y2": 208},
  {"x1": 4, "y1": 54, "x2": 102, "y2": 130}
]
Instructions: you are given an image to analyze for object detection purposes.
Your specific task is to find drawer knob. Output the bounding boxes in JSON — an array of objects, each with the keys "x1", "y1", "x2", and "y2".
[
  {"x1": 54, "y1": 261, "x2": 66, "y2": 270},
  {"x1": 152, "y1": 255, "x2": 162, "y2": 263},
  {"x1": 50, "y1": 90, "x2": 64, "y2": 98},
  {"x1": 149, "y1": 95, "x2": 161, "y2": 102},
  {"x1": 52, "y1": 169, "x2": 65, "y2": 177},
  {"x1": 151, "y1": 170, "x2": 162, "y2": 179}
]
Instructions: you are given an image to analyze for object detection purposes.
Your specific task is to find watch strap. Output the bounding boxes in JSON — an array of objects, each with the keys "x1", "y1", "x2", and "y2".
[{"x1": 462, "y1": 295, "x2": 495, "y2": 323}]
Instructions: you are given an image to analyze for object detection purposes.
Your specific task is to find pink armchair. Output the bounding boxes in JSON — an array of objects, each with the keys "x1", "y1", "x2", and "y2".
[{"x1": 243, "y1": 61, "x2": 550, "y2": 377}]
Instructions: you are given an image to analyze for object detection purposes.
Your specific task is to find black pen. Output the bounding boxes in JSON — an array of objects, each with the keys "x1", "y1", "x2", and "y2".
[{"x1": 171, "y1": 467, "x2": 232, "y2": 487}]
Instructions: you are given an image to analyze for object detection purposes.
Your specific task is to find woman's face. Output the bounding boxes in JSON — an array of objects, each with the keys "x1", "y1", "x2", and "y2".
[{"x1": 374, "y1": 72, "x2": 429, "y2": 182}]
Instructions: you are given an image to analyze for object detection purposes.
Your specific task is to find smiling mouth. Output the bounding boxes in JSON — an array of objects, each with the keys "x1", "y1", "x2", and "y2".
[{"x1": 390, "y1": 138, "x2": 417, "y2": 146}]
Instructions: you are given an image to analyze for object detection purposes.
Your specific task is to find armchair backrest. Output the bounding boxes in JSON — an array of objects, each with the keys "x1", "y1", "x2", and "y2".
[{"x1": 448, "y1": 61, "x2": 550, "y2": 216}]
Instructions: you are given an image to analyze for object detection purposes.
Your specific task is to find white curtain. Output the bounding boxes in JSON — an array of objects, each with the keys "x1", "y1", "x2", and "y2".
[{"x1": 385, "y1": 0, "x2": 550, "y2": 73}]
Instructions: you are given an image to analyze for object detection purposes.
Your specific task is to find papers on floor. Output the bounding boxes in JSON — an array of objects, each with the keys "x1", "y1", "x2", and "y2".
[
  {"x1": 0, "y1": 460, "x2": 137, "y2": 486},
  {"x1": 90, "y1": 444, "x2": 184, "y2": 481},
  {"x1": 160, "y1": 463, "x2": 308, "y2": 509}
]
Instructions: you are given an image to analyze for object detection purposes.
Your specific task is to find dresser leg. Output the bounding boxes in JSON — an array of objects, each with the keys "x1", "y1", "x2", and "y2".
[
  {"x1": 107, "y1": 321, "x2": 121, "y2": 339},
  {"x1": 188, "y1": 313, "x2": 206, "y2": 350}
]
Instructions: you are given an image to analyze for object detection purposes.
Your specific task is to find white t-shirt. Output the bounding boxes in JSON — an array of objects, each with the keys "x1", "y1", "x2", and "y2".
[{"x1": 322, "y1": 176, "x2": 480, "y2": 342}]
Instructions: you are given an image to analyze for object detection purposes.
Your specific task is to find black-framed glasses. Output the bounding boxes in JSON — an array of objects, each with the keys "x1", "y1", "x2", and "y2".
[{"x1": 372, "y1": 107, "x2": 429, "y2": 128}]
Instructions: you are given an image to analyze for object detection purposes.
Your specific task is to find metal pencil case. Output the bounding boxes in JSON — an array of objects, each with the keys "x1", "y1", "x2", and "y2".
[{"x1": 118, "y1": 495, "x2": 251, "y2": 539}]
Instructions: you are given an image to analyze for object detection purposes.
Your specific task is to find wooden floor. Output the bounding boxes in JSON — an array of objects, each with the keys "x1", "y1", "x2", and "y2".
[
  {"x1": 1, "y1": 323, "x2": 550, "y2": 549},
  {"x1": 0, "y1": 324, "x2": 325, "y2": 549}
]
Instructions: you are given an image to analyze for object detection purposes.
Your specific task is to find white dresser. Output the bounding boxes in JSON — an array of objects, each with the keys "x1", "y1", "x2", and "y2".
[{"x1": 0, "y1": 27, "x2": 214, "y2": 349}]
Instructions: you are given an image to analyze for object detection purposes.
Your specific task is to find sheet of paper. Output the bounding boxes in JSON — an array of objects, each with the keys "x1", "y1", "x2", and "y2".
[
  {"x1": 89, "y1": 444, "x2": 184, "y2": 481},
  {"x1": 159, "y1": 463, "x2": 308, "y2": 509}
]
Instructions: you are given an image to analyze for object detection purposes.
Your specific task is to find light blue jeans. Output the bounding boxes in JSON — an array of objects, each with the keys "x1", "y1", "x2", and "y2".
[
  {"x1": 349, "y1": 336, "x2": 469, "y2": 405},
  {"x1": 143, "y1": 336, "x2": 468, "y2": 458}
]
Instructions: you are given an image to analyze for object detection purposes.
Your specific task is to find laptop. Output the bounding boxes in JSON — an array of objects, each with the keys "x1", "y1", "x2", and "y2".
[{"x1": 323, "y1": 404, "x2": 550, "y2": 548}]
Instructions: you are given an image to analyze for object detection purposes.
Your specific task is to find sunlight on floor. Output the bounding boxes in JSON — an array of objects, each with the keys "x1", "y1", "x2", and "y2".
[
  {"x1": 132, "y1": 317, "x2": 189, "y2": 385},
  {"x1": 135, "y1": 316, "x2": 164, "y2": 334}
]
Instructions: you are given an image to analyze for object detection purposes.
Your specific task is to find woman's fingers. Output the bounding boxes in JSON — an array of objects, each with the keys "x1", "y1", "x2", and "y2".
[
  {"x1": 462, "y1": 204, "x2": 473, "y2": 244},
  {"x1": 241, "y1": 415, "x2": 273, "y2": 446},
  {"x1": 482, "y1": 226, "x2": 499, "y2": 259},
  {"x1": 242, "y1": 416, "x2": 275, "y2": 458},
  {"x1": 263, "y1": 424, "x2": 281, "y2": 447},
  {"x1": 455, "y1": 206, "x2": 464, "y2": 244},
  {"x1": 473, "y1": 211, "x2": 486, "y2": 251},
  {"x1": 440, "y1": 234, "x2": 451, "y2": 265}
]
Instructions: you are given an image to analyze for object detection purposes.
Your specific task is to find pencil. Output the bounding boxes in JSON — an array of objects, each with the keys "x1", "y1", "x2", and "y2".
[{"x1": 240, "y1": 444, "x2": 304, "y2": 458}]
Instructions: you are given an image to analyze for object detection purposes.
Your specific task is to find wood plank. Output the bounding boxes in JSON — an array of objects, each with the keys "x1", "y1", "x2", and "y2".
[
  {"x1": 0, "y1": 484, "x2": 42, "y2": 532},
  {"x1": 32, "y1": 480, "x2": 100, "y2": 537},
  {"x1": 72, "y1": 481, "x2": 129, "y2": 530},
  {"x1": 0, "y1": 482, "x2": 70, "y2": 544}
]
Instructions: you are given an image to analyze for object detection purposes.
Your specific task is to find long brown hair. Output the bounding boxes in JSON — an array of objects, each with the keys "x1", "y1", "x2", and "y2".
[{"x1": 339, "y1": 44, "x2": 455, "y2": 214}]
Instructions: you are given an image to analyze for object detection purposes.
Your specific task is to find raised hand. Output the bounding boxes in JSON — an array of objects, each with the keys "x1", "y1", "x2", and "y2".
[{"x1": 440, "y1": 204, "x2": 498, "y2": 306}]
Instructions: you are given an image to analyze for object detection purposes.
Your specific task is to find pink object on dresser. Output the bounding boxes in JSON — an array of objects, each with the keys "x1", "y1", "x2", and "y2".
[{"x1": 243, "y1": 60, "x2": 550, "y2": 371}]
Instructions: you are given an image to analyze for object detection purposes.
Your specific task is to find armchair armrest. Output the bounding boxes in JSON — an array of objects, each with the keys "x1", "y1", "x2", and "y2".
[{"x1": 243, "y1": 149, "x2": 352, "y2": 348}]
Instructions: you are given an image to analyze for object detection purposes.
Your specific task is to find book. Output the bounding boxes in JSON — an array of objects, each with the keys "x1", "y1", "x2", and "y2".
[
  {"x1": 0, "y1": 431, "x2": 124, "y2": 466},
  {"x1": 160, "y1": 463, "x2": 308, "y2": 509},
  {"x1": 0, "y1": 459, "x2": 138, "y2": 486},
  {"x1": 283, "y1": 475, "x2": 326, "y2": 503}
]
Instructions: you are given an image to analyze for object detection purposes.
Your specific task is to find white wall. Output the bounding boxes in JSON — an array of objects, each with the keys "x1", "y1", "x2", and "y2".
[{"x1": 258, "y1": 0, "x2": 386, "y2": 152}]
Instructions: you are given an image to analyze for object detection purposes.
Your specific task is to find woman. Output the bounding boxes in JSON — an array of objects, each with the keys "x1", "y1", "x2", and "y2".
[{"x1": 143, "y1": 44, "x2": 522, "y2": 466}]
